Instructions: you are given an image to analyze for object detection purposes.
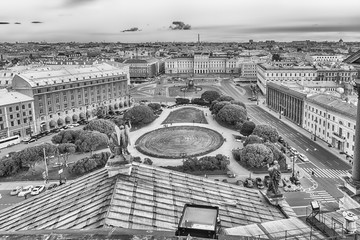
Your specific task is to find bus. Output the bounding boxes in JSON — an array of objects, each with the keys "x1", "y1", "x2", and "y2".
[{"x1": 0, "y1": 135, "x2": 21, "y2": 149}]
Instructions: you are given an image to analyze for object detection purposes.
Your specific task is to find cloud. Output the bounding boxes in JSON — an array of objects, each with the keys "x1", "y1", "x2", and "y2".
[
  {"x1": 62, "y1": 0, "x2": 98, "y2": 7},
  {"x1": 250, "y1": 24, "x2": 360, "y2": 33},
  {"x1": 31, "y1": 21, "x2": 43, "y2": 24},
  {"x1": 14, "y1": 22, "x2": 21, "y2": 24},
  {"x1": 122, "y1": 27, "x2": 141, "y2": 32},
  {"x1": 0, "y1": 22, "x2": 10, "y2": 24}
]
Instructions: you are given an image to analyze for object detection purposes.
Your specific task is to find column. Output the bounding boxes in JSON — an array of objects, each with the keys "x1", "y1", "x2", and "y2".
[{"x1": 352, "y1": 82, "x2": 360, "y2": 182}]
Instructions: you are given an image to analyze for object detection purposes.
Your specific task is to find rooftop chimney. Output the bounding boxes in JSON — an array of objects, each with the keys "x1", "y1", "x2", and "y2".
[{"x1": 106, "y1": 153, "x2": 132, "y2": 177}]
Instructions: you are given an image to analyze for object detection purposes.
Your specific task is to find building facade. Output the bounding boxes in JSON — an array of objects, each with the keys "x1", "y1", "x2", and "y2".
[
  {"x1": 123, "y1": 58, "x2": 163, "y2": 78},
  {"x1": 12, "y1": 63, "x2": 130, "y2": 133},
  {"x1": 304, "y1": 94, "x2": 356, "y2": 157},
  {"x1": 165, "y1": 52, "x2": 241, "y2": 75},
  {"x1": 257, "y1": 63, "x2": 317, "y2": 94},
  {"x1": 0, "y1": 89, "x2": 36, "y2": 139},
  {"x1": 266, "y1": 82, "x2": 306, "y2": 126},
  {"x1": 316, "y1": 65, "x2": 357, "y2": 83}
]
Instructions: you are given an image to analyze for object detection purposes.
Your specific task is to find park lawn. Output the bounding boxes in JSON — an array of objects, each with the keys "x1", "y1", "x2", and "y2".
[
  {"x1": 168, "y1": 85, "x2": 218, "y2": 98},
  {"x1": 162, "y1": 107, "x2": 208, "y2": 124}
]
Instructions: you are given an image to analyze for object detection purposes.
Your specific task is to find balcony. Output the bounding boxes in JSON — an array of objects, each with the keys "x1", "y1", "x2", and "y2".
[{"x1": 332, "y1": 132, "x2": 345, "y2": 142}]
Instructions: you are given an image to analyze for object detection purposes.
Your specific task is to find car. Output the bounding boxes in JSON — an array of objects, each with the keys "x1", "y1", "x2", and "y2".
[
  {"x1": 248, "y1": 97, "x2": 257, "y2": 101},
  {"x1": 264, "y1": 176, "x2": 270, "y2": 187},
  {"x1": 18, "y1": 185, "x2": 33, "y2": 197},
  {"x1": 31, "y1": 185, "x2": 45, "y2": 195},
  {"x1": 289, "y1": 147, "x2": 299, "y2": 156},
  {"x1": 278, "y1": 136, "x2": 285, "y2": 144},
  {"x1": 227, "y1": 172, "x2": 236, "y2": 178},
  {"x1": 243, "y1": 178, "x2": 254, "y2": 188},
  {"x1": 10, "y1": 186, "x2": 22, "y2": 196},
  {"x1": 255, "y1": 177, "x2": 264, "y2": 189},
  {"x1": 25, "y1": 138, "x2": 37, "y2": 144},
  {"x1": 47, "y1": 183, "x2": 58, "y2": 190},
  {"x1": 298, "y1": 153, "x2": 309, "y2": 162},
  {"x1": 71, "y1": 123, "x2": 80, "y2": 127},
  {"x1": 282, "y1": 177, "x2": 292, "y2": 188},
  {"x1": 21, "y1": 137, "x2": 31, "y2": 142}
]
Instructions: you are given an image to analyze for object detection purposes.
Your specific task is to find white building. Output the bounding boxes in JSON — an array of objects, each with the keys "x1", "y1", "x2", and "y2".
[
  {"x1": 304, "y1": 94, "x2": 356, "y2": 157},
  {"x1": 257, "y1": 63, "x2": 317, "y2": 94}
]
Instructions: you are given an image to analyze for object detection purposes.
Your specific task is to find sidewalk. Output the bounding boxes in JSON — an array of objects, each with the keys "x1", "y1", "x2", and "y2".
[{"x1": 256, "y1": 97, "x2": 352, "y2": 168}]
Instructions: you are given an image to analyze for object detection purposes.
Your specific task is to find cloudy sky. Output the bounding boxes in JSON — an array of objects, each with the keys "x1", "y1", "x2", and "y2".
[{"x1": 1, "y1": 0, "x2": 360, "y2": 42}]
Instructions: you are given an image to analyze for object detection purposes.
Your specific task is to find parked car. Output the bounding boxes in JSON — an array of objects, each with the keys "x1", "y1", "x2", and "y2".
[
  {"x1": 278, "y1": 136, "x2": 285, "y2": 144},
  {"x1": 298, "y1": 153, "x2": 309, "y2": 162},
  {"x1": 18, "y1": 185, "x2": 33, "y2": 197},
  {"x1": 10, "y1": 186, "x2": 22, "y2": 196},
  {"x1": 70, "y1": 123, "x2": 80, "y2": 127},
  {"x1": 243, "y1": 178, "x2": 254, "y2": 188},
  {"x1": 282, "y1": 177, "x2": 292, "y2": 189},
  {"x1": 47, "y1": 183, "x2": 58, "y2": 190},
  {"x1": 51, "y1": 128, "x2": 61, "y2": 133},
  {"x1": 248, "y1": 97, "x2": 257, "y2": 101},
  {"x1": 25, "y1": 138, "x2": 37, "y2": 144},
  {"x1": 264, "y1": 175, "x2": 270, "y2": 187},
  {"x1": 31, "y1": 185, "x2": 45, "y2": 195},
  {"x1": 256, "y1": 177, "x2": 264, "y2": 189}
]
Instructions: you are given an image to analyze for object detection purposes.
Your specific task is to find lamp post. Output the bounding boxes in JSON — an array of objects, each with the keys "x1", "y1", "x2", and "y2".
[
  {"x1": 292, "y1": 156, "x2": 295, "y2": 179},
  {"x1": 313, "y1": 119, "x2": 318, "y2": 141}
]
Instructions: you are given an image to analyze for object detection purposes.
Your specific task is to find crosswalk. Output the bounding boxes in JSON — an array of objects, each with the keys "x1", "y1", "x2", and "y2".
[
  {"x1": 302, "y1": 168, "x2": 350, "y2": 179},
  {"x1": 305, "y1": 190, "x2": 338, "y2": 203}
]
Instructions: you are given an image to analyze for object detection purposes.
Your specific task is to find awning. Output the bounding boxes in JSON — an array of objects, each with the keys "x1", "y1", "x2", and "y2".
[
  {"x1": 65, "y1": 116, "x2": 71, "y2": 123},
  {"x1": 49, "y1": 120, "x2": 56, "y2": 128},
  {"x1": 72, "y1": 114, "x2": 78, "y2": 121},
  {"x1": 79, "y1": 112, "x2": 85, "y2": 119},
  {"x1": 114, "y1": 103, "x2": 119, "y2": 109},
  {"x1": 57, "y1": 118, "x2": 64, "y2": 126}
]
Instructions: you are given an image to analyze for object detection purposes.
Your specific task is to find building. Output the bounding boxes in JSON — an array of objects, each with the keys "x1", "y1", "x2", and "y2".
[
  {"x1": 257, "y1": 63, "x2": 317, "y2": 94},
  {"x1": 165, "y1": 52, "x2": 241, "y2": 75},
  {"x1": 307, "y1": 54, "x2": 345, "y2": 64},
  {"x1": 123, "y1": 58, "x2": 162, "y2": 78},
  {"x1": 266, "y1": 82, "x2": 307, "y2": 126},
  {"x1": 12, "y1": 63, "x2": 130, "y2": 133},
  {"x1": 0, "y1": 89, "x2": 35, "y2": 139},
  {"x1": 241, "y1": 61, "x2": 257, "y2": 80},
  {"x1": 305, "y1": 94, "x2": 356, "y2": 156},
  {"x1": 315, "y1": 65, "x2": 357, "y2": 83}
]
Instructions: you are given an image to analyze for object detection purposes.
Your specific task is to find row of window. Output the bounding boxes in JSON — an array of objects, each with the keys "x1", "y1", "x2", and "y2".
[{"x1": 307, "y1": 105, "x2": 355, "y2": 129}]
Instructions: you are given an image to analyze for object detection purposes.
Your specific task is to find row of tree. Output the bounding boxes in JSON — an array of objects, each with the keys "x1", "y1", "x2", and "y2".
[
  {"x1": 183, "y1": 154, "x2": 229, "y2": 172},
  {"x1": 69, "y1": 152, "x2": 111, "y2": 175}
]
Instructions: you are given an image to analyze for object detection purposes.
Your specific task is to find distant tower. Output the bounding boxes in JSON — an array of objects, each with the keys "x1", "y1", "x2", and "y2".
[{"x1": 198, "y1": 34, "x2": 200, "y2": 44}]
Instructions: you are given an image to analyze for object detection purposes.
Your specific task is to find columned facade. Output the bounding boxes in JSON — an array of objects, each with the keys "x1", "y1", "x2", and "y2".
[
  {"x1": 352, "y1": 81, "x2": 360, "y2": 182},
  {"x1": 266, "y1": 82, "x2": 305, "y2": 126}
]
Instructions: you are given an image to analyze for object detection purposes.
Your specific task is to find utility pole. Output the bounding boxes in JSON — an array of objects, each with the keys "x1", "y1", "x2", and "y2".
[{"x1": 43, "y1": 148, "x2": 49, "y2": 184}]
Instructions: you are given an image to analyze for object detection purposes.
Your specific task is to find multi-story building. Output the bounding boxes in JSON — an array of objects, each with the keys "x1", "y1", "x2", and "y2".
[
  {"x1": 165, "y1": 52, "x2": 241, "y2": 75},
  {"x1": 266, "y1": 82, "x2": 307, "y2": 126},
  {"x1": 315, "y1": 65, "x2": 357, "y2": 83},
  {"x1": 12, "y1": 63, "x2": 130, "y2": 133},
  {"x1": 241, "y1": 61, "x2": 257, "y2": 80},
  {"x1": 307, "y1": 54, "x2": 345, "y2": 64},
  {"x1": 304, "y1": 94, "x2": 356, "y2": 156},
  {"x1": 257, "y1": 63, "x2": 317, "y2": 94},
  {"x1": 123, "y1": 58, "x2": 163, "y2": 78},
  {"x1": 0, "y1": 89, "x2": 35, "y2": 139}
]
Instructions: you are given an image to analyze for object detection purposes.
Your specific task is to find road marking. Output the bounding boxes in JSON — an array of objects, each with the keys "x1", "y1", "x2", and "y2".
[
  {"x1": 304, "y1": 190, "x2": 338, "y2": 203},
  {"x1": 302, "y1": 168, "x2": 349, "y2": 179}
]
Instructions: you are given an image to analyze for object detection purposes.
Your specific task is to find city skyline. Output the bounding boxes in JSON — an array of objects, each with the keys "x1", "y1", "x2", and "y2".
[{"x1": 1, "y1": 0, "x2": 360, "y2": 42}]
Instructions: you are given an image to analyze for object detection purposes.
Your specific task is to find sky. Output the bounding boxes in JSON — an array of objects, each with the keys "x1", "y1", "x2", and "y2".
[{"x1": 1, "y1": 0, "x2": 360, "y2": 43}]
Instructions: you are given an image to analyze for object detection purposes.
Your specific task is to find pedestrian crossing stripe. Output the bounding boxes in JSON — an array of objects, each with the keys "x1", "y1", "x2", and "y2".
[
  {"x1": 302, "y1": 167, "x2": 350, "y2": 179},
  {"x1": 305, "y1": 190, "x2": 338, "y2": 203}
]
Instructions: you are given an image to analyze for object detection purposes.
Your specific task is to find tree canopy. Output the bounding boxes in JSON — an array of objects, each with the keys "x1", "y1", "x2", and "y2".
[
  {"x1": 147, "y1": 103, "x2": 161, "y2": 111},
  {"x1": 84, "y1": 119, "x2": 115, "y2": 137},
  {"x1": 239, "y1": 143, "x2": 273, "y2": 168},
  {"x1": 263, "y1": 142, "x2": 286, "y2": 169},
  {"x1": 124, "y1": 105, "x2": 156, "y2": 125},
  {"x1": 216, "y1": 104, "x2": 247, "y2": 126},
  {"x1": 183, "y1": 154, "x2": 229, "y2": 172},
  {"x1": 216, "y1": 95, "x2": 234, "y2": 102},
  {"x1": 252, "y1": 124, "x2": 279, "y2": 143},
  {"x1": 74, "y1": 131, "x2": 109, "y2": 155},
  {"x1": 51, "y1": 129, "x2": 82, "y2": 144},
  {"x1": 201, "y1": 90, "x2": 221, "y2": 103},
  {"x1": 243, "y1": 134, "x2": 263, "y2": 147},
  {"x1": 240, "y1": 121, "x2": 256, "y2": 136},
  {"x1": 211, "y1": 101, "x2": 230, "y2": 115},
  {"x1": 230, "y1": 100, "x2": 246, "y2": 109}
]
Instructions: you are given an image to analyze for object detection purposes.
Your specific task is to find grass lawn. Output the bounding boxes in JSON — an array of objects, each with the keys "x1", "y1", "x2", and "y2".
[
  {"x1": 168, "y1": 85, "x2": 218, "y2": 98},
  {"x1": 162, "y1": 107, "x2": 208, "y2": 124}
]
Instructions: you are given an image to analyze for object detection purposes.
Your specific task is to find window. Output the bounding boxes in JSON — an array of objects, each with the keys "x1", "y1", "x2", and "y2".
[
  {"x1": 23, "y1": 112, "x2": 26, "y2": 116},
  {"x1": 28, "y1": 103, "x2": 31, "y2": 108},
  {"x1": 17, "y1": 120, "x2": 20, "y2": 125},
  {"x1": 10, "y1": 115, "x2": 13, "y2": 119},
  {"x1": 11, "y1": 121, "x2": 14, "y2": 127},
  {"x1": 0, "y1": 117, "x2": 2, "y2": 122},
  {"x1": 22, "y1": 105, "x2": 25, "y2": 109},
  {"x1": 16, "y1": 106, "x2": 19, "y2": 111},
  {"x1": 17, "y1": 113, "x2": 20, "y2": 118}
]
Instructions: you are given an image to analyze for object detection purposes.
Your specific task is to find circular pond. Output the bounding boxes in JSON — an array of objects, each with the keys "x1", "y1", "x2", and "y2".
[{"x1": 135, "y1": 126, "x2": 224, "y2": 159}]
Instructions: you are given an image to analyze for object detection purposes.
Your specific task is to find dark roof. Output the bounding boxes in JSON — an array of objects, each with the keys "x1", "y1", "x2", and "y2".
[
  {"x1": 0, "y1": 163, "x2": 287, "y2": 232},
  {"x1": 124, "y1": 59, "x2": 148, "y2": 64},
  {"x1": 344, "y1": 50, "x2": 360, "y2": 64}
]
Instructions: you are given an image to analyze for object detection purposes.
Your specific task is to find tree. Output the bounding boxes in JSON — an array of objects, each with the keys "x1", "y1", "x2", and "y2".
[
  {"x1": 230, "y1": 100, "x2": 246, "y2": 109},
  {"x1": 211, "y1": 101, "x2": 230, "y2": 115},
  {"x1": 84, "y1": 119, "x2": 115, "y2": 137},
  {"x1": 93, "y1": 106, "x2": 106, "y2": 118},
  {"x1": 191, "y1": 98, "x2": 208, "y2": 106},
  {"x1": 216, "y1": 95, "x2": 234, "y2": 102},
  {"x1": 75, "y1": 131, "x2": 109, "y2": 155},
  {"x1": 243, "y1": 135, "x2": 263, "y2": 147},
  {"x1": 252, "y1": 124, "x2": 279, "y2": 143},
  {"x1": 272, "y1": 53, "x2": 282, "y2": 61},
  {"x1": 147, "y1": 103, "x2": 161, "y2": 112},
  {"x1": 201, "y1": 90, "x2": 221, "y2": 104},
  {"x1": 216, "y1": 104, "x2": 247, "y2": 126},
  {"x1": 264, "y1": 142, "x2": 286, "y2": 169},
  {"x1": 175, "y1": 98, "x2": 190, "y2": 105},
  {"x1": 57, "y1": 143, "x2": 77, "y2": 165},
  {"x1": 240, "y1": 121, "x2": 256, "y2": 136},
  {"x1": 124, "y1": 105, "x2": 156, "y2": 125},
  {"x1": 239, "y1": 143, "x2": 273, "y2": 168},
  {"x1": 12, "y1": 143, "x2": 58, "y2": 169},
  {"x1": 51, "y1": 129, "x2": 83, "y2": 145},
  {"x1": 143, "y1": 158, "x2": 153, "y2": 165}
]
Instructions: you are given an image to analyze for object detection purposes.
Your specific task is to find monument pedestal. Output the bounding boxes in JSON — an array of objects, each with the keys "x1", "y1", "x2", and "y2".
[
  {"x1": 260, "y1": 191, "x2": 285, "y2": 206},
  {"x1": 342, "y1": 176, "x2": 360, "y2": 195},
  {"x1": 106, "y1": 154, "x2": 132, "y2": 177}
]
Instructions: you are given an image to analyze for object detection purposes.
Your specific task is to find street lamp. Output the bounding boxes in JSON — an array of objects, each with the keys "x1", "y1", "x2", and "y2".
[{"x1": 313, "y1": 119, "x2": 318, "y2": 141}]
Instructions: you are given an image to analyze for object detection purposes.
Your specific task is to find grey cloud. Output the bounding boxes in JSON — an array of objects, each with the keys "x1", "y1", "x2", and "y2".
[
  {"x1": 31, "y1": 21, "x2": 43, "y2": 24},
  {"x1": 14, "y1": 22, "x2": 21, "y2": 24},
  {"x1": 62, "y1": 0, "x2": 98, "y2": 7},
  {"x1": 0, "y1": 22, "x2": 10, "y2": 24}
]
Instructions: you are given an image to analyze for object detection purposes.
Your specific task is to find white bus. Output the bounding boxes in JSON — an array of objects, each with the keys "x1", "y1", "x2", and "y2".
[{"x1": 0, "y1": 135, "x2": 21, "y2": 149}]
